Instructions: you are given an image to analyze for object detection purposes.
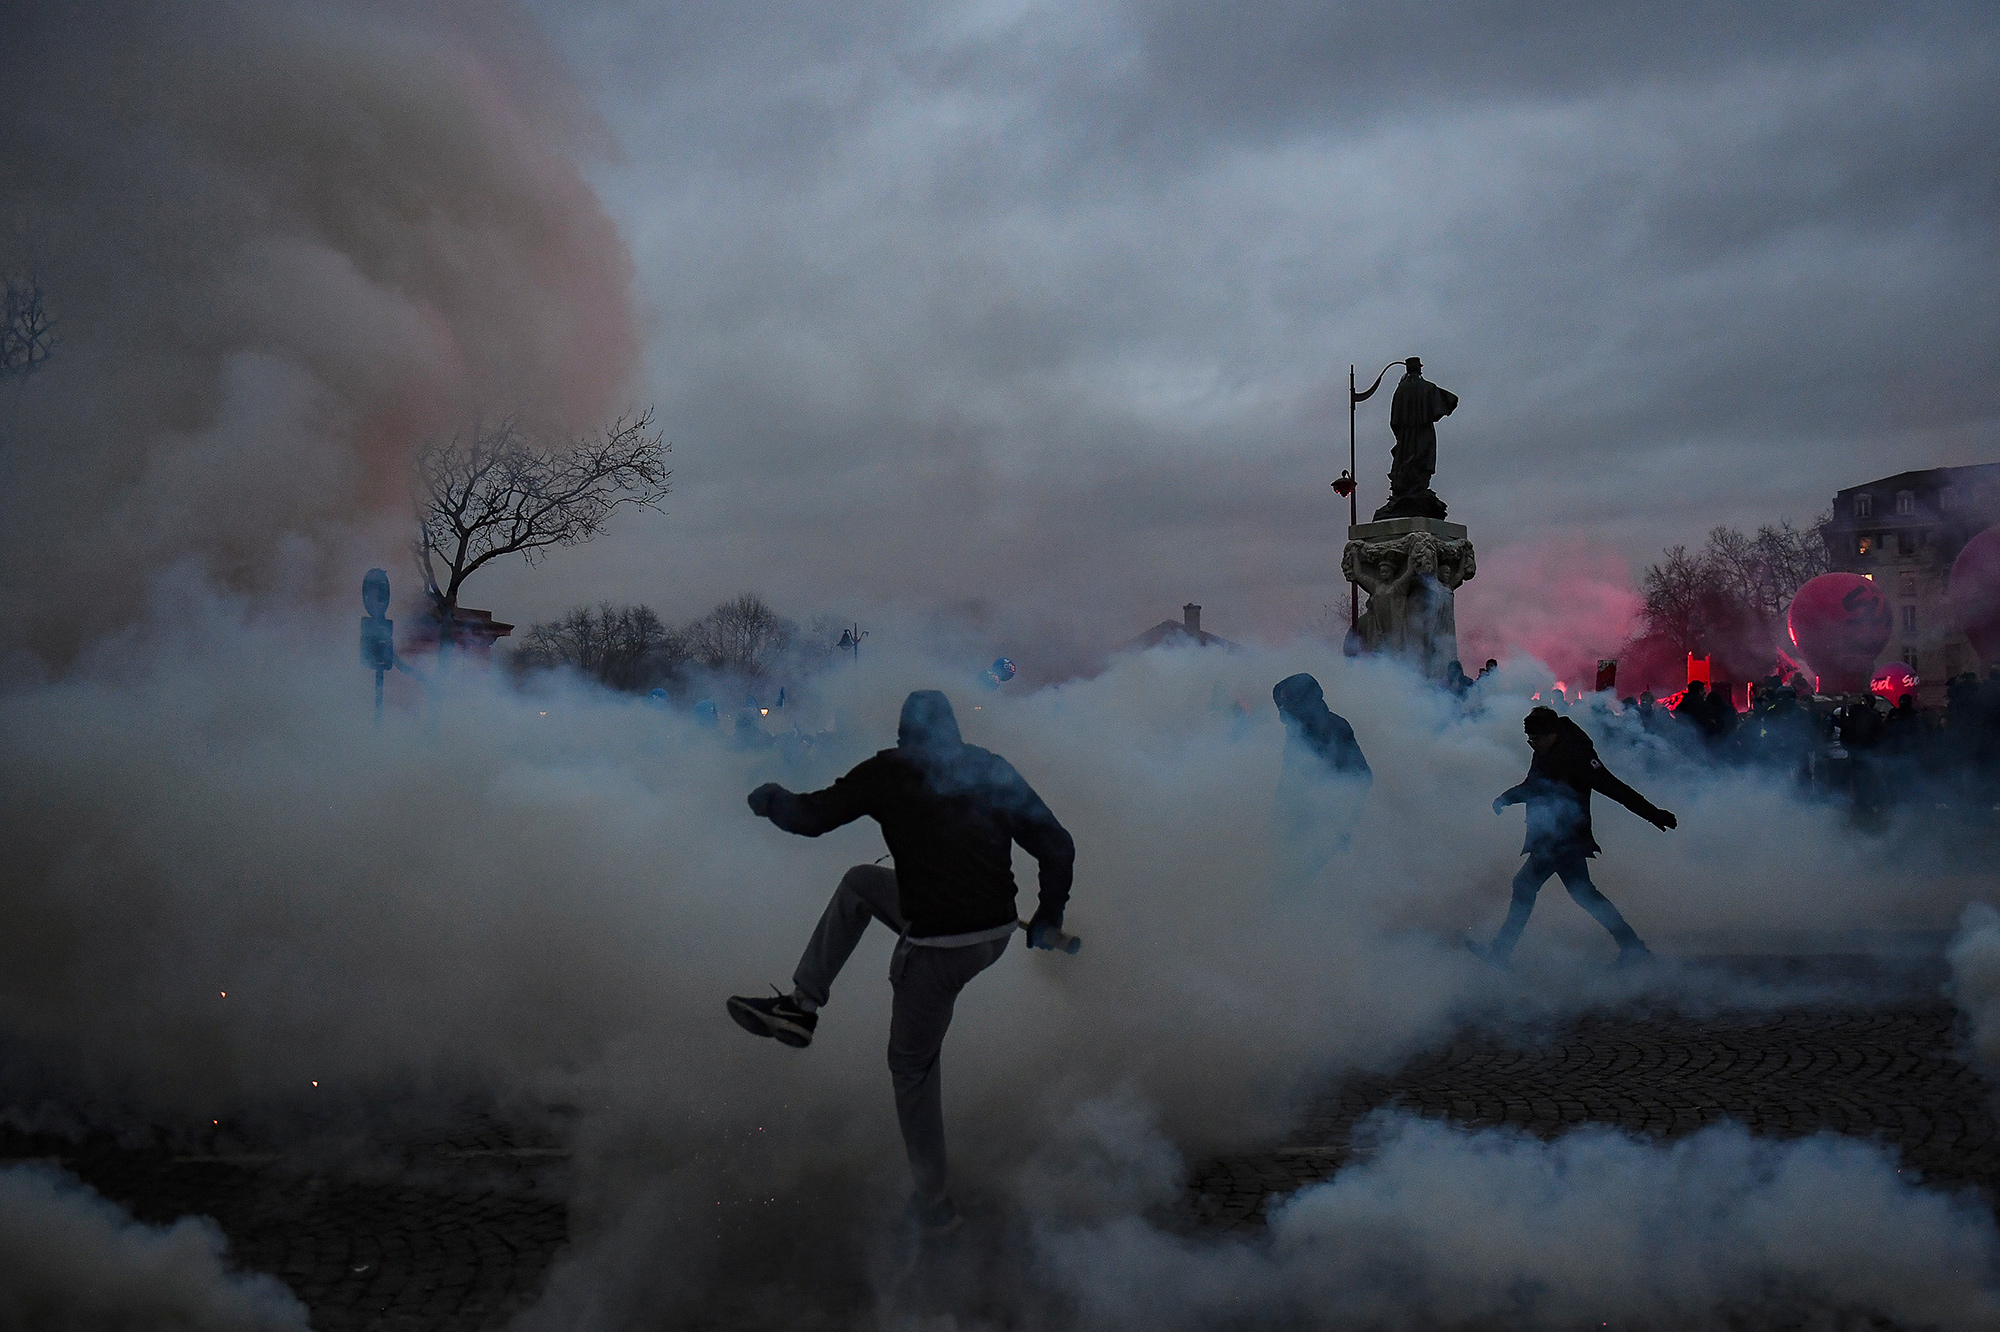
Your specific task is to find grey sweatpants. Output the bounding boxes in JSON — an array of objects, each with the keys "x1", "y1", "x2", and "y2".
[{"x1": 791, "y1": 864, "x2": 1010, "y2": 1206}]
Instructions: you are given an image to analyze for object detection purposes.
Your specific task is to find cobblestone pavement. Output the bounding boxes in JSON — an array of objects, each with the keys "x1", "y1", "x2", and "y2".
[
  {"x1": 1187, "y1": 958, "x2": 1999, "y2": 1232},
  {"x1": 0, "y1": 1113, "x2": 573, "y2": 1331},
  {"x1": 4, "y1": 956, "x2": 1992, "y2": 1328}
]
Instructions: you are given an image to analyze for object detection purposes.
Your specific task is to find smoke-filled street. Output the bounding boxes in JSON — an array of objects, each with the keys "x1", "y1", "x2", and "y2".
[
  {"x1": 7, "y1": 955, "x2": 1997, "y2": 1330},
  {"x1": 4, "y1": 2, "x2": 2000, "y2": 1329}
]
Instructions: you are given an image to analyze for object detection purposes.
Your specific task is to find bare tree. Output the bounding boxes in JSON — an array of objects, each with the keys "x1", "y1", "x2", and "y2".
[
  {"x1": 1632, "y1": 516, "x2": 1834, "y2": 684},
  {"x1": 1701, "y1": 518, "x2": 1830, "y2": 619},
  {"x1": 684, "y1": 593, "x2": 796, "y2": 677},
  {"x1": 414, "y1": 412, "x2": 669, "y2": 644},
  {"x1": 515, "y1": 602, "x2": 687, "y2": 691},
  {"x1": 1639, "y1": 545, "x2": 1707, "y2": 656},
  {"x1": 1, "y1": 276, "x2": 56, "y2": 378}
]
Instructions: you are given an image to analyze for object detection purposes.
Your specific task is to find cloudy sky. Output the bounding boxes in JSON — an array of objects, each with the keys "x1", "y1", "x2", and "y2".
[
  {"x1": 3, "y1": 1, "x2": 1995, "y2": 671},
  {"x1": 498, "y1": 0, "x2": 1999, "y2": 657}
]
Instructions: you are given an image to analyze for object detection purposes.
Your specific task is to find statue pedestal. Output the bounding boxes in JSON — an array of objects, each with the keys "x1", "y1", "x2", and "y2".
[{"x1": 1342, "y1": 517, "x2": 1477, "y2": 682}]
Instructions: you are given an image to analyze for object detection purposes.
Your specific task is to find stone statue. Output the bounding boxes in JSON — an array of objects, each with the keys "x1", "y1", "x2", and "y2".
[
  {"x1": 1374, "y1": 356, "x2": 1458, "y2": 521},
  {"x1": 1341, "y1": 529, "x2": 1476, "y2": 678}
]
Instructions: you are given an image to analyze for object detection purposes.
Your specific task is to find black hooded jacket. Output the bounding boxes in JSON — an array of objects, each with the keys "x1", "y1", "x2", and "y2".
[
  {"x1": 1272, "y1": 673, "x2": 1372, "y2": 780},
  {"x1": 755, "y1": 691, "x2": 1074, "y2": 937},
  {"x1": 1500, "y1": 716, "x2": 1665, "y2": 858}
]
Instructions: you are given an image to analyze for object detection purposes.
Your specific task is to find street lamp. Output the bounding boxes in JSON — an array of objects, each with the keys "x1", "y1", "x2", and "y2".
[
  {"x1": 837, "y1": 625, "x2": 868, "y2": 664},
  {"x1": 1341, "y1": 361, "x2": 1401, "y2": 628}
]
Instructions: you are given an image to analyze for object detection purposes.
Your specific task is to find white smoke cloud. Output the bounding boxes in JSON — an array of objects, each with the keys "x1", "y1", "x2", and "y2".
[
  {"x1": 1, "y1": 584, "x2": 1986, "y2": 1324},
  {"x1": 0, "y1": 1162, "x2": 307, "y2": 1331},
  {"x1": 0, "y1": 0, "x2": 639, "y2": 664},
  {"x1": 1041, "y1": 1111, "x2": 2000, "y2": 1330},
  {"x1": 1950, "y1": 902, "x2": 2000, "y2": 1078}
]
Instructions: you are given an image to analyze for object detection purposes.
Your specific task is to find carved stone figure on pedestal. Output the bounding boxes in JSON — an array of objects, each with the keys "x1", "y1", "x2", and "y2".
[
  {"x1": 1341, "y1": 529, "x2": 1476, "y2": 680},
  {"x1": 1374, "y1": 357, "x2": 1458, "y2": 522}
]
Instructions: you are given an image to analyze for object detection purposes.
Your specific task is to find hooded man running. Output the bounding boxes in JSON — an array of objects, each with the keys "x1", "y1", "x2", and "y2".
[
  {"x1": 1472, "y1": 706, "x2": 1676, "y2": 966},
  {"x1": 727, "y1": 690, "x2": 1075, "y2": 1234}
]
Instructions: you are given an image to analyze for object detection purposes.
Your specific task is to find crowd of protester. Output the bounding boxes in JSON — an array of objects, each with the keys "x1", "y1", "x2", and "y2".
[{"x1": 1578, "y1": 665, "x2": 2000, "y2": 816}]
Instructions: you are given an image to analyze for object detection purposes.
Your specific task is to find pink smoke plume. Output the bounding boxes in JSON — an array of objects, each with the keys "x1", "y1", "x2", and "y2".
[
  {"x1": 0, "y1": 1, "x2": 640, "y2": 663},
  {"x1": 1456, "y1": 537, "x2": 1643, "y2": 688}
]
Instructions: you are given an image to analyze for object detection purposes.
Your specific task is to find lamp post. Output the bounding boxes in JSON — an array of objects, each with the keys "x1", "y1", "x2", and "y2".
[
  {"x1": 1339, "y1": 361, "x2": 1400, "y2": 628},
  {"x1": 837, "y1": 624, "x2": 868, "y2": 664}
]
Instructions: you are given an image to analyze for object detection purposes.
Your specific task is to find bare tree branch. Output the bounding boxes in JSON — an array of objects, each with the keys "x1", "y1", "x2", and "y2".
[
  {"x1": 683, "y1": 594, "x2": 796, "y2": 678},
  {"x1": 412, "y1": 411, "x2": 670, "y2": 638},
  {"x1": 1, "y1": 276, "x2": 57, "y2": 378},
  {"x1": 514, "y1": 602, "x2": 686, "y2": 691}
]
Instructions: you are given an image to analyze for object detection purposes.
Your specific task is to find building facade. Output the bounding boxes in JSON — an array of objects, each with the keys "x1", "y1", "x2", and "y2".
[{"x1": 1822, "y1": 462, "x2": 2000, "y2": 703}]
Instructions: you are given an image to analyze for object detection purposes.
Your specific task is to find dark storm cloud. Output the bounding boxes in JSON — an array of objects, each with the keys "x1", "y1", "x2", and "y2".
[{"x1": 489, "y1": 0, "x2": 1997, "y2": 662}]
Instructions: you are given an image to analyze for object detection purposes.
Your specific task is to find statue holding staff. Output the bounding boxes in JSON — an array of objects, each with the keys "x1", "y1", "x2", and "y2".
[{"x1": 1374, "y1": 356, "x2": 1458, "y2": 520}]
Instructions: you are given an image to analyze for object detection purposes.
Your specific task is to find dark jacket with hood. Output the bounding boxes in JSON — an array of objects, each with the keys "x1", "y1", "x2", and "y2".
[
  {"x1": 755, "y1": 691, "x2": 1074, "y2": 938},
  {"x1": 1272, "y1": 673, "x2": 1372, "y2": 781},
  {"x1": 1500, "y1": 715, "x2": 1665, "y2": 858}
]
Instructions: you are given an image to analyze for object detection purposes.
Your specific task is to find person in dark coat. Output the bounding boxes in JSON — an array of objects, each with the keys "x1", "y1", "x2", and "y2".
[
  {"x1": 1471, "y1": 707, "x2": 1676, "y2": 966},
  {"x1": 1271, "y1": 673, "x2": 1372, "y2": 886},
  {"x1": 726, "y1": 690, "x2": 1074, "y2": 1233}
]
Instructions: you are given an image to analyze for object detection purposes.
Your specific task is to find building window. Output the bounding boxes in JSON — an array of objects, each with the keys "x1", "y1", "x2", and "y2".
[
  {"x1": 1899, "y1": 530, "x2": 1917, "y2": 556},
  {"x1": 1857, "y1": 534, "x2": 1872, "y2": 556},
  {"x1": 1896, "y1": 490, "x2": 1915, "y2": 515},
  {"x1": 1905, "y1": 650, "x2": 1918, "y2": 676},
  {"x1": 1902, "y1": 605, "x2": 1917, "y2": 632},
  {"x1": 1899, "y1": 572, "x2": 1917, "y2": 596},
  {"x1": 1854, "y1": 493, "x2": 1873, "y2": 517}
]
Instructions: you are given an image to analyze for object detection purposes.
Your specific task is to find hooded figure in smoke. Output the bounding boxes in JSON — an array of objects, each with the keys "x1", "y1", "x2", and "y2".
[
  {"x1": 1472, "y1": 706, "x2": 1676, "y2": 966},
  {"x1": 1271, "y1": 673, "x2": 1373, "y2": 888},
  {"x1": 728, "y1": 690, "x2": 1075, "y2": 1233}
]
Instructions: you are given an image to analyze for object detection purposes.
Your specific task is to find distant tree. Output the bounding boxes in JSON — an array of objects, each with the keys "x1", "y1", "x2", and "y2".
[
  {"x1": 684, "y1": 593, "x2": 796, "y2": 678},
  {"x1": 1, "y1": 276, "x2": 56, "y2": 377},
  {"x1": 414, "y1": 412, "x2": 668, "y2": 646},
  {"x1": 1639, "y1": 545, "x2": 1708, "y2": 658},
  {"x1": 1629, "y1": 515, "x2": 1832, "y2": 686},
  {"x1": 515, "y1": 602, "x2": 688, "y2": 691},
  {"x1": 1700, "y1": 518, "x2": 1830, "y2": 619}
]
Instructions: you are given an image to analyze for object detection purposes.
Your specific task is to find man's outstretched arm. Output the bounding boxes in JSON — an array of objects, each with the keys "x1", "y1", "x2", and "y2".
[
  {"x1": 747, "y1": 762, "x2": 875, "y2": 836},
  {"x1": 1586, "y1": 760, "x2": 1676, "y2": 830}
]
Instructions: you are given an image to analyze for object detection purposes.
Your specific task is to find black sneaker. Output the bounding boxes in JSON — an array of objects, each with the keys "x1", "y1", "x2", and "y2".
[{"x1": 727, "y1": 989, "x2": 817, "y2": 1048}]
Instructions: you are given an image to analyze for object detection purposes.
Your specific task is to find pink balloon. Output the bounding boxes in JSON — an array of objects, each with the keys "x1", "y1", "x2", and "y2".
[
  {"x1": 1870, "y1": 661, "x2": 1918, "y2": 703},
  {"x1": 1950, "y1": 526, "x2": 2000, "y2": 669},
  {"x1": 1787, "y1": 573, "x2": 1892, "y2": 694}
]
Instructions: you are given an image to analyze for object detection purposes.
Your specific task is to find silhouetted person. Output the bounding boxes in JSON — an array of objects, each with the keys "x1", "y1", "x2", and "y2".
[
  {"x1": 1637, "y1": 690, "x2": 1663, "y2": 735},
  {"x1": 1271, "y1": 673, "x2": 1372, "y2": 884},
  {"x1": 726, "y1": 691, "x2": 1074, "y2": 1235},
  {"x1": 1478, "y1": 658, "x2": 1499, "y2": 681},
  {"x1": 1706, "y1": 686, "x2": 1738, "y2": 748},
  {"x1": 1444, "y1": 658, "x2": 1475, "y2": 695},
  {"x1": 1471, "y1": 707, "x2": 1676, "y2": 966}
]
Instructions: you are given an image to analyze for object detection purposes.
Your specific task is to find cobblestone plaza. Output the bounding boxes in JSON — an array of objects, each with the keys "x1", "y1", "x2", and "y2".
[{"x1": 6, "y1": 952, "x2": 1992, "y2": 1329}]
